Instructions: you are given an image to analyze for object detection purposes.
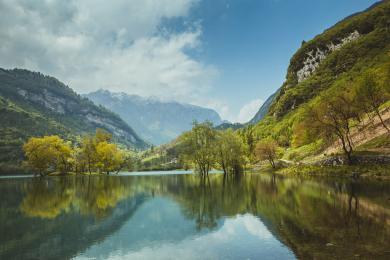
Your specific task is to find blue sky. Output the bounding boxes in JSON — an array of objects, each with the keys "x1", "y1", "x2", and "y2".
[
  {"x1": 0, "y1": 0, "x2": 379, "y2": 122},
  {"x1": 166, "y1": 0, "x2": 379, "y2": 122}
]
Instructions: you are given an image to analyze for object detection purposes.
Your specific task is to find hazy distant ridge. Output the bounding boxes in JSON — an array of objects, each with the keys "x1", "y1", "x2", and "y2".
[{"x1": 85, "y1": 90, "x2": 223, "y2": 144}]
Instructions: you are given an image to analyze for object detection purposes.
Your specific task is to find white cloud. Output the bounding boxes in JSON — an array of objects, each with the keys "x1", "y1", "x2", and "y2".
[
  {"x1": 76, "y1": 214, "x2": 294, "y2": 260},
  {"x1": 236, "y1": 98, "x2": 263, "y2": 123},
  {"x1": 0, "y1": 0, "x2": 222, "y2": 108}
]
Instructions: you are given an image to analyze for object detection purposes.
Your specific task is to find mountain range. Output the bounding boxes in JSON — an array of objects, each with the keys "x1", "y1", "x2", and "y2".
[
  {"x1": 0, "y1": 69, "x2": 148, "y2": 173},
  {"x1": 149, "y1": 0, "x2": 390, "y2": 168},
  {"x1": 1, "y1": 1, "x2": 389, "y2": 173},
  {"x1": 85, "y1": 90, "x2": 223, "y2": 145}
]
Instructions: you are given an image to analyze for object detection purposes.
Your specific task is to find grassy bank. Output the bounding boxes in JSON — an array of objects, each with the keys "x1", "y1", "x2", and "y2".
[{"x1": 269, "y1": 164, "x2": 390, "y2": 180}]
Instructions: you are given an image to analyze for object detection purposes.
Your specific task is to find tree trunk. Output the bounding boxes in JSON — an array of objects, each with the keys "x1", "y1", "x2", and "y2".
[
  {"x1": 88, "y1": 158, "x2": 92, "y2": 174},
  {"x1": 340, "y1": 136, "x2": 353, "y2": 164},
  {"x1": 268, "y1": 154, "x2": 275, "y2": 168},
  {"x1": 375, "y1": 108, "x2": 390, "y2": 133}
]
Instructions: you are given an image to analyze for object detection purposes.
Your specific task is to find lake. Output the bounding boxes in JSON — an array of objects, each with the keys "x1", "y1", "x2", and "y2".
[{"x1": 0, "y1": 172, "x2": 389, "y2": 259}]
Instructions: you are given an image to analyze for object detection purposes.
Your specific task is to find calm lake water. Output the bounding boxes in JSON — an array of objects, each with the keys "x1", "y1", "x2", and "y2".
[{"x1": 0, "y1": 172, "x2": 389, "y2": 259}]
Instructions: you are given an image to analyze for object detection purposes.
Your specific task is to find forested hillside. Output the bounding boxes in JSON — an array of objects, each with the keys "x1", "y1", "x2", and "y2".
[
  {"x1": 242, "y1": 0, "x2": 390, "y2": 162},
  {"x1": 147, "y1": 1, "x2": 390, "y2": 171},
  {"x1": 0, "y1": 69, "x2": 148, "y2": 174}
]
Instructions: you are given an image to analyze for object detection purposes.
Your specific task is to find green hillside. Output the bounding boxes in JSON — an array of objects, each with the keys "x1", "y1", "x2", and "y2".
[
  {"x1": 131, "y1": 1, "x2": 390, "y2": 172},
  {"x1": 270, "y1": 1, "x2": 390, "y2": 117},
  {"x1": 246, "y1": 0, "x2": 390, "y2": 161},
  {"x1": 0, "y1": 68, "x2": 148, "y2": 174}
]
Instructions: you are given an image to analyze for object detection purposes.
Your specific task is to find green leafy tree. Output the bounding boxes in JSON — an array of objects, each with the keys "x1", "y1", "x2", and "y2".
[
  {"x1": 306, "y1": 91, "x2": 357, "y2": 163},
  {"x1": 355, "y1": 71, "x2": 390, "y2": 133},
  {"x1": 179, "y1": 122, "x2": 217, "y2": 177},
  {"x1": 215, "y1": 129, "x2": 247, "y2": 175}
]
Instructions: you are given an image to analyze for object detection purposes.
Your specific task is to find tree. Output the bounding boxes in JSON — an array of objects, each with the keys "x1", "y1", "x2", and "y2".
[
  {"x1": 72, "y1": 146, "x2": 86, "y2": 174},
  {"x1": 79, "y1": 129, "x2": 113, "y2": 174},
  {"x1": 80, "y1": 135, "x2": 97, "y2": 174},
  {"x1": 179, "y1": 122, "x2": 217, "y2": 177},
  {"x1": 95, "y1": 141, "x2": 124, "y2": 174},
  {"x1": 255, "y1": 138, "x2": 278, "y2": 168},
  {"x1": 243, "y1": 125, "x2": 256, "y2": 156},
  {"x1": 95, "y1": 128, "x2": 112, "y2": 143},
  {"x1": 355, "y1": 71, "x2": 390, "y2": 133},
  {"x1": 52, "y1": 138, "x2": 73, "y2": 174},
  {"x1": 23, "y1": 136, "x2": 72, "y2": 176},
  {"x1": 306, "y1": 91, "x2": 357, "y2": 163},
  {"x1": 215, "y1": 129, "x2": 247, "y2": 175},
  {"x1": 22, "y1": 128, "x2": 132, "y2": 176}
]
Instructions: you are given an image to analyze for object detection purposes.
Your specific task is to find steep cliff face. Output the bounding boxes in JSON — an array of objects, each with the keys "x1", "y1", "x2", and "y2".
[
  {"x1": 268, "y1": 0, "x2": 390, "y2": 117},
  {"x1": 85, "y1": 90, "x2": 223, "y2": 145},
  {"x1": 248, "y1": 91, "x2": 277, "y2": 125},
  {"x1": 296, "y1": 31, "x2": 361, "y2": 83},
  {"x1": 0, "y1": 68, "x2": 148, "y2": 173}
]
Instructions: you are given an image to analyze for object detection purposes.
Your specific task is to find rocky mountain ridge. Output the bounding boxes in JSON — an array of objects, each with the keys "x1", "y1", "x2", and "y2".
[
  {"x1": 0, "y1": 68, "x2": 148, "y2": 173},
  {"x1": 266, "y1": 0, "x2": 390, "y2": 118},
  {"x1": 85, "y1": 90, "x2": 223, "y2": 145}
]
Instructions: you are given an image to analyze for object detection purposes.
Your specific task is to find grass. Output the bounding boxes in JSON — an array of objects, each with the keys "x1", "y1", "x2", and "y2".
[
  {"x1": 273, "y1": 164, "x2": 390, "y2": 179},
  {"x1": 357, "y1": 133, "x2": 390, "y2": 151}
]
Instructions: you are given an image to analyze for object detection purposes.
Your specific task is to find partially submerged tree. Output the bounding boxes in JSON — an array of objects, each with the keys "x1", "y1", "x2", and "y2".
[
  {"x1": 95, "y1": 141, "x2": 124, "y2": 174},
  {"x1": 79, "y1": 129, "x2": 118, "y2": 174},
  {"x1": 179, "y1": 122, "x2": 217, "y2": 177},
  {"x1": 255, "y1": 138, "x2": 278, "y2": 168},
  {"x1": 23, "y1": 135, "x2": 72, "y2": 176},
  {"x1": 23, "y1": 129, "x2": 129, "y2": 176},
  {"x1": 215, "y1": 129, "x2": 247, "y2": 175},
  {"x1": 80, "y1": 135, "x2": 97, "y2": 174}
]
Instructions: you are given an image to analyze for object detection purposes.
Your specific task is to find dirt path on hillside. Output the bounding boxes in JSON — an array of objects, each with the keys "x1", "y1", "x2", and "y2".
[{"x1": 323, "y1": 108, "x2": 390, "y2": 155}]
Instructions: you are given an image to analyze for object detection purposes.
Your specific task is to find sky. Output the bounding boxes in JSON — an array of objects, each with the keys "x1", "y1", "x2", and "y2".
[{"x1": 0, "y1": 0, "x2": 379, "y2": 123}]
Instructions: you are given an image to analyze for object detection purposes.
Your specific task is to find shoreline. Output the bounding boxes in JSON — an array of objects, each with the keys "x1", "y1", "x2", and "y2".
[{"x1": 259, "y1": 164, "x2": 390, "y2": 180}]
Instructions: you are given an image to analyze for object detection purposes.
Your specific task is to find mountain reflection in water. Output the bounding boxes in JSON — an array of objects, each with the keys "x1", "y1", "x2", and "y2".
[{"x1": 0, "y1": 173, "x2": 389, "y2": 259}]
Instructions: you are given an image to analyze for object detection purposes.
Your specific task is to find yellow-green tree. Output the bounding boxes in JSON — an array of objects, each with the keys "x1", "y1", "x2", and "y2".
[
  {"x1": 95, "y1": 128, "x2": 112, "y2": 143},
  {"x1": 23, "y1": 135, "x2": 73, "y2": 176},
  {"x1": 72, "y1": 146, "x2": 86, "y2": 174},
  {"x1": 79, "y1": 129, "x2": 113, "y2": 174},
  {"x1": 95, "y1": 141, "x2": 124, "y2": 174},
  {"x1": 80, "y1": 135, "x2": 97, "y2": 174}
]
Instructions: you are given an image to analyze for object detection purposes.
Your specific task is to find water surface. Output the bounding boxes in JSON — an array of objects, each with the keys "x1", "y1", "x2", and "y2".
[{"x1": 0, "y1": 172, "x2": 389, "y2": 259}]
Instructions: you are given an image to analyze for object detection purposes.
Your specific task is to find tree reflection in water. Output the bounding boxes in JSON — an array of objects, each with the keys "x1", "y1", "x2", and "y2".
[{"x1": 0, "y1": 173, "x2": 388, "y2": 259}]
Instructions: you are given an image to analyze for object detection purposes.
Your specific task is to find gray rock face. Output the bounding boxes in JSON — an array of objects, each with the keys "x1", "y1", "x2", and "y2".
[
  {"x1": 85, "y1": 90, "x2": 223, "y2": 145},
  {"x1": 319, "y1": 155, "x2": 390, "y2": 166},
  {"x1": 0, "y1": 68, "x2": 147, "y2": 149},
  {"x1": 296, "y1": 31, "x2": 360, "y2": 83},
  {"x1": 17, "y1": 88, "x2": 66, "y2": 114}
]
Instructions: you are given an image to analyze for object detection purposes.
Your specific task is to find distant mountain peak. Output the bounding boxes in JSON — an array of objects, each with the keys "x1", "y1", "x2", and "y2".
[{"x1": 85, "y1": 90, "x2": 223, "y2": 145}]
